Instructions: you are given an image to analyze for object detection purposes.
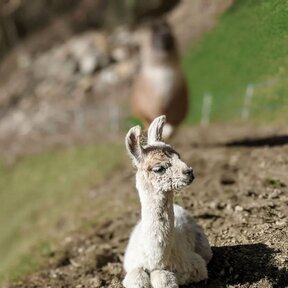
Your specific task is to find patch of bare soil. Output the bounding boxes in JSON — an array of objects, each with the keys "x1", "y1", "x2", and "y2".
[{"x1": 8, "y1": 124, "x2": 288, "y2": 288}]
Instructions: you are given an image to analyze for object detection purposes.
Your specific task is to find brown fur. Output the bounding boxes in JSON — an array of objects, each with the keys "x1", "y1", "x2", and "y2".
[
  {"x1": 132, "y1": 21, "x2": 189, "y2": 129},
  {"x1": 142, "y1": 147, "x2": 179, "y2": 171},
  {"x1": 132, "y1": 72, "x2": 188, "y2": 127},
  {"x1": 143, "y1": 150, "x2": 169, "y2": 171}
]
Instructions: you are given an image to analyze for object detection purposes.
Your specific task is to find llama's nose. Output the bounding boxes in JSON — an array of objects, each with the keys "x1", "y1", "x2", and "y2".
[{"x1": 183, "y1": 167, "x2": 194, "y2": 178}]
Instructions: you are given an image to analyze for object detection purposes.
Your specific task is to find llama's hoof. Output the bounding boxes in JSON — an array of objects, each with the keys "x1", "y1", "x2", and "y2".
[
  {"x1": 123, "y1": 268, "x2": 151, "y2": 288},
  {"x1": 190, "y1": 253, "x2": 208, "y2": 283},
  {"x1": 177, "y1": 253, "x2": 208, "y2": 285},
  {"x1": 150, "y1": 270, "x2": 178, "y2": 288}
]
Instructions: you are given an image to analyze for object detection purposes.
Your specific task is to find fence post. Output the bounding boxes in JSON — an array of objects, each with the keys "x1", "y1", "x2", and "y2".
[
  {"x1": 201, "y1": 93, "x2": 212, "y2": 126},
  {"x1": 242, "y1": 84, "x2": 254, "y2": 120}
]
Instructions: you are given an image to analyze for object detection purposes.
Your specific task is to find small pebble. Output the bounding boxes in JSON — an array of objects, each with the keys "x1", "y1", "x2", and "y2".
[{"x1": 235, "y1": 205, "x2": 244, "y2": 212}]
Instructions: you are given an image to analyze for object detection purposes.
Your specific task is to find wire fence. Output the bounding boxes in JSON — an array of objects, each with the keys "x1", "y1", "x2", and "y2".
[{"x1": 199, "y1": 79, "x2": 287, "y2": 125}]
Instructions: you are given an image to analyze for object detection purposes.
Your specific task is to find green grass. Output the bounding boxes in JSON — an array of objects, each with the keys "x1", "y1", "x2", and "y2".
[
  {"x1": 183, "y1": 0, "x2": 288, "y2": 123},
  {"x1": 0, "y1": 144, "x2": 124, "y2": 283}
]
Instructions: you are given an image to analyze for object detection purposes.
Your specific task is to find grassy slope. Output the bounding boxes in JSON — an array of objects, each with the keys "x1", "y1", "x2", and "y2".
[
  {"x1": 0, "y1": 144, "x2": 124, "y2": 283},
  {"x1": 183, "y1": 0, "x2": 288, "y2": 123}
]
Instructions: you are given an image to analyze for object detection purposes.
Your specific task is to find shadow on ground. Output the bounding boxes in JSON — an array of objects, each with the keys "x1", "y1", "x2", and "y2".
[
  {"x1": 189, "y1": 243, "x2": 288, "y2": 288},
  {"x1": 226, "y1": 135, "x2": 288, "y2": 148}
]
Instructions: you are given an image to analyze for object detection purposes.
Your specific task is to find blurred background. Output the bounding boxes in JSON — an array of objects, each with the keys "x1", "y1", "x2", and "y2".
[{"x1": 0, "y1": 0, "x2": 287, "y2": 287}]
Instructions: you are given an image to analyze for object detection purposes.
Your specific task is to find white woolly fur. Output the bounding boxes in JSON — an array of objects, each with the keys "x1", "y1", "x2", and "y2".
[{"x1": 123, "y1": 115, "x2": 212, "y2": 288}]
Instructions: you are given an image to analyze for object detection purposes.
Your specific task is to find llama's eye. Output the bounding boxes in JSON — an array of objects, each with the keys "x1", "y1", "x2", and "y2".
[{"x1": 152, "y1": 165, "x2": 166, "y2": 174}]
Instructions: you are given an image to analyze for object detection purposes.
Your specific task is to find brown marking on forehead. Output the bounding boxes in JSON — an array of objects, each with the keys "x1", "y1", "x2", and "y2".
[
  {"x1": 142, "y1": 146, "x2": 179, "y2": 170},
  {"x1": 143, "y1": 150, "x2": 169, "y2": 171},
  {"x1": 144, "y1": 145, "x2": 179, "y2": 156}
]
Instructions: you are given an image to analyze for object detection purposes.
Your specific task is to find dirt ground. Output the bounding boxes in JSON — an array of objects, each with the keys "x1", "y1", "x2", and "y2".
[{"x1": 8, "y1": 124, "x2": 288, "y2": 288}]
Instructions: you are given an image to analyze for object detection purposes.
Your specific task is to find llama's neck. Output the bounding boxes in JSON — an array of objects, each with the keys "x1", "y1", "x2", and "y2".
[
  {"x1": 141, "y1": 46, "x2": 178, "y2": 68},
  {"x1": 136, "y1": 173, "x2": 174, "y2": 268},
  {"x1": 139, "y1": 186, "x2": 174, "y2": 231}
]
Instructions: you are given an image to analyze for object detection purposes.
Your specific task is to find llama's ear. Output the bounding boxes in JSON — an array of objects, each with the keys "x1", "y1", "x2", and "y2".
[
  {"x1": 147, "y1": 115, "x2": 166, "y2": 144},
  {"x1": 125, "y1": 125, "x2": 143, "y2": 165}
]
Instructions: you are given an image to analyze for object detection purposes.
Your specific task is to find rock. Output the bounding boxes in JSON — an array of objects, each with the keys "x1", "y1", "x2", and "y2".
[
  {"x1": 225, "y1": 203, "x2": 234, "y2": 213},
  {"x1": 235, "y1": 205, "x2": 244, "y2": 212},
  {"x1": 111, "y1": 47, "x2": 130, "y2": 62},
  {"x1": 268, "y1": 189, "x2": 282, "y2": 199},
  {"x1": 98, "y1": 68, "x2": 119, "y2": 86},
  {"x1": 33, "y1": 31, "x2": 111, "y2": 78},
  {"x1": 209, "y1": 201, "x2": 226, "y2": 210},
  {"x1": 79, "y1": 54, "x2": 98, "y2": 75},
  {"x1": 107, "y1": 278, "x2": 122, "y2": 288},
  {"x1": 110, "y1": 27, "x2": 136, "y2": 62},
  {"x1": 89, "y1": 276, "x2": 102, "y2": 288},
  {"x1": 275, "y1": 220, "x2": 287, "y2": 226}
]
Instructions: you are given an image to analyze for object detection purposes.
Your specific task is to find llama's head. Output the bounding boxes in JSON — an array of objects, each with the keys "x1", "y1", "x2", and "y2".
[
  {"x1": 136, "y1": 20, "x2": 178, "y2": 65},
  {"x1": 150, "y1": 20, "x2": 175, "y2": 53},
  {"x1": 126, "y1": 115, "x2": 194, "y2": 193}
]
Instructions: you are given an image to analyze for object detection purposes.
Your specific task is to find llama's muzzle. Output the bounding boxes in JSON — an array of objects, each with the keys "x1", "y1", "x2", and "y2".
[{"x1": 183, "y1": 167, "x2": 194, "y2": 184}]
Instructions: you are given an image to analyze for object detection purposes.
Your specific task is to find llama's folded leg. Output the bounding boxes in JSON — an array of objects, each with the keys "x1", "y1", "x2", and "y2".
[
  {"x1": 182, "y1": 252, "x2": 208, "y2": 284},
  {"x1": 123, "y1": 268, "x2": 151, "y2": 288},
  {"x1": 194, "y1": 227, "x2": 213, "y2": 264},
  {"x1": 150, "y1": 270, "x2": 178, "y2": 288}
]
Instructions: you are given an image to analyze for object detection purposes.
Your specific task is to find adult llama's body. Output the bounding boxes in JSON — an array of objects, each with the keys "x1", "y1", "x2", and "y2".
[
  {"x1": 123, "y1": 115, "x2": 212, "y2": 288},
  {"x1": 132, "y1": 21, "x2": 188, "y2": 138}
]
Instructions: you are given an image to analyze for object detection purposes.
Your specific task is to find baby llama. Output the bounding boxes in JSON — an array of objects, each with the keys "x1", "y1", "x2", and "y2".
[{"x1": 123, "y1": 115, "x2": 212, "y2": 288}]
